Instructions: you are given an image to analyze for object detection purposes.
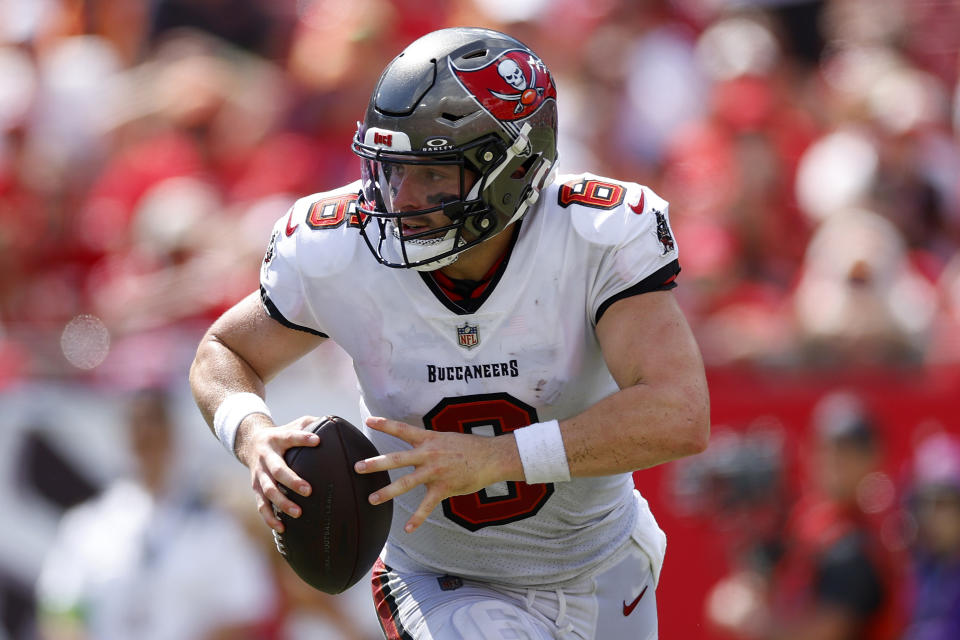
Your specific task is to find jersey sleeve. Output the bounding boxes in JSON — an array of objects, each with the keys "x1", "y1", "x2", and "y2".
[
  {"x1": 571, "y1": 179, "x2": 680, "y2": 325},
  {"x1": 260, "y1": 183, "x2": 365, "y2": 337},
  {"x1": 259, "y1": 199, "x2": 329, "y2": 337}
]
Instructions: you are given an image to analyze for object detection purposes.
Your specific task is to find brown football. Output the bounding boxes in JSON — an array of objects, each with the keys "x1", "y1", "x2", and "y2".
[{"x1": 274, "y1": 415, "x2": 392, "y2": 594}]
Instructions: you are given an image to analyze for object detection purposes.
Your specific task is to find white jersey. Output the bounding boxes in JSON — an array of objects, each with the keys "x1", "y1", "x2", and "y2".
[{"x1": 260, "y1": 172, "x2": 680, "y2": 588}]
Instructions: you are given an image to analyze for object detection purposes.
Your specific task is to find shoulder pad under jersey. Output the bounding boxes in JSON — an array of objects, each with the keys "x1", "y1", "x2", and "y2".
[
  {"x1": 266, "y1": 181, "x2": 365, "y2": 280},
  {"x1": 553, "y1": 173, "x2": 677, "y2": 257}
]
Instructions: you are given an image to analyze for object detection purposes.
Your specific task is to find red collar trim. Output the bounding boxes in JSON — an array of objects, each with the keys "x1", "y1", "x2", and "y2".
[{"x1": 431, "y1": 249, "x2": 509, "y2": 301}]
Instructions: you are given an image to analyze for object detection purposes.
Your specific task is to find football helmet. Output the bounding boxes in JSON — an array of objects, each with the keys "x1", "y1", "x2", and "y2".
[{"x1": 352, "y1": 27, "x2": 558, "y2": 270}]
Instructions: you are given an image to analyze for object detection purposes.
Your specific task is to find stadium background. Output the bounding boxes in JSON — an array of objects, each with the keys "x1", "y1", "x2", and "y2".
[{"x1": 1, "y1": 0, "x2": 959, "y2": 638}]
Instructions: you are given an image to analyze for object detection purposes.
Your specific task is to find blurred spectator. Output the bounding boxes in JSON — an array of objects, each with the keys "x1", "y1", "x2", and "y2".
[
  {"x1": 34, "y1": 387, "x2": 279, "y2": 640},
  {"x1": 650, "y1": 10, "x2": 821, "y2": 366},
  {"x1": 670, "y1": 419, "x2": 791, "y2": 581},
  {"x1": 707, "y1": 391, "x2": 902, "y2": 639},
  {"x1": 792, "y1": 206, "x2": 937, "y2": 367},
  {"x1": 222, "y1": 489, "x2": 383, "y2": 640},
  {"x1": 901, "y1": 432, "x2": 960, "y2": 640},
  {"x1": 0, "y1": 0, "x2": 955, "y2": 379},
  {"x1": 52, "y1": 29, "x2": 311, "y2": 386},
  {"x1": 149, "y1": 0, "x2": 284, "y2": 59},
  {"x1": 74, "y1": 28, "x2": 290, "y2": 258},
  {"x1": 926, "y1": 252, "x2": 960, "y2": 364}
]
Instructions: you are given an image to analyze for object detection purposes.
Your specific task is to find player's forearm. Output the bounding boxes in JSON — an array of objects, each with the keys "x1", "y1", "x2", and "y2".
[
  {"x1": 189, "y1": 332, "x2": 269, "y2": 430},
  {"x1": 558, "y1": 377, "x2": 709, "y2": 477}
]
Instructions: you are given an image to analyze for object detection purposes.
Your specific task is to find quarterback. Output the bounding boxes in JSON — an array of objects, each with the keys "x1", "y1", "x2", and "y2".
[{"x1": 190, "y1": 27, "x2": 709, "y2": 640}]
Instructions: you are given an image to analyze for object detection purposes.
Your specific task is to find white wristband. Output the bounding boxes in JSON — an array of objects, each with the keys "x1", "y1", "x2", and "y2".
[
  {"x1": 213, "y1": 392, "x2": 272, "y2": 458},
  {"x1": 514, "y1": 419, "x2": 570, "y2": 484}
]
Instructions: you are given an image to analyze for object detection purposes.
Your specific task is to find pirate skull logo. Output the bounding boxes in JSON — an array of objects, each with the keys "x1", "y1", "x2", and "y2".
[
  {"x1": 450, "y1": 49, "x2": 558, "y2": 123},
  {"x1": 497, "y1": 59, "x2": 526, "y2": 91},
  {"x1": 490, "y1": 55, "x2": 546, "y2": 114}
]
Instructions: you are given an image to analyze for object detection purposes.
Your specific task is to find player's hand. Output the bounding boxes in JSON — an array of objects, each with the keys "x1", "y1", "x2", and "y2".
[
  {"x1": 355, "y1": 416, "x2": 520, "y2": 533},
  {"x1": 236, "y1": 414, "x2": 320, "y2": 533}
]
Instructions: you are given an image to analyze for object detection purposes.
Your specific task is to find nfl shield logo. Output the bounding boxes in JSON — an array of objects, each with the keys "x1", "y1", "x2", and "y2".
[{"x1": 456, "y1": 323, "x2": 480, "y2": 349}]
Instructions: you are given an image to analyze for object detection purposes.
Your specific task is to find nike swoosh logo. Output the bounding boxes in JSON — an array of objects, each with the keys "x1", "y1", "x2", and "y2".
[
  {"x1": 629, "y1": 192, "x2": 645, "y2": 215},
  {"x1": 285, "y1": 209, "x2": 299, "y2": 236},
  {"x1": 622, "y1": 585, "x2": 648, "y2": 617}
]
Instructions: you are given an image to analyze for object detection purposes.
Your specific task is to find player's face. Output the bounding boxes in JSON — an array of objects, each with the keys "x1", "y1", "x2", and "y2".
[{"x1": 385, "y1": 163, "x2": 477, "y2": 237}]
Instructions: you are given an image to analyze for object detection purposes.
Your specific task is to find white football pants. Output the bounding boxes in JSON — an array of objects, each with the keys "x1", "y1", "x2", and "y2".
[{"x1": 370, "y1": 535, "x2": 657, "y2": 640}]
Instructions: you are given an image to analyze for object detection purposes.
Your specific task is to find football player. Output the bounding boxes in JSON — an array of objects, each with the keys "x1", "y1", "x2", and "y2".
[{"x1": 190, "y1": 27, "x2": 710, "y2": 639}]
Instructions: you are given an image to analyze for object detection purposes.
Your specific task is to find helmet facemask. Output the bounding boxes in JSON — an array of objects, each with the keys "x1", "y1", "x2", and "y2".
[{"x1": 354, "y1": 136, "x2": 504, "y2": 271}]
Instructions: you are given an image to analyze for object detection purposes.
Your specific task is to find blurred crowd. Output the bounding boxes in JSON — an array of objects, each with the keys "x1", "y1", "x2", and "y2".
[
  {"x1": 0, "y1": 0, "x2": 958, "y2": 389},
  {"x1": 31, "y1": 386, "x2": 383, "y2": 640},
  {"x1": 671, "y1": 390, "x2": 960, "y2": 640},
  {"x1": 21, "y1": 384, "x2": 960, "y2": 640},
  {"x1": 2, "y1": 0, "x2": 960, "y2": 639}
]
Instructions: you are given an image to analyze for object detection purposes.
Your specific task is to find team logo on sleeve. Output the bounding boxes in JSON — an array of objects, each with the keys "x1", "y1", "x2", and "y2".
[
  {"x1": 262, "y1": 230, "x2": 279, "y2": 271},
  {"x1": 450, "y1": 50, "x2": 557, "y2": 133},
  {"x1": 456, "y1": 322, "x2": 480, "y2": 349},
  {"x1": 653, "y1": 209, "x2": 676, "y2": 255}
]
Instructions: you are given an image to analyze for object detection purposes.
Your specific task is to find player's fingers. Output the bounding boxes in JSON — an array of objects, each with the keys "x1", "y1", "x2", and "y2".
[
  {"x1": 354, "y1": 455, "x2": 386, "y2": 474},
  {"x1": 365, "y1": 416, "x2": 426, "y2": 444},
  {"x1": 354, "y1": 447, "x2": 421, "y2": 474},
  {"x1": 261, "y1": 500, "x2": 285, "y2": 533},
  {"x1": 263, "y1": 424, "x2": 318, "y2": 497},
  {"x1": 253, "y1": 482, "x2": 285, "y2": 532},
  {"x1": 266, "y1": 487, "x2": 302, "y2": 520},
  {"x1": 405, "y1": 489, "x2": 443, "y2": 533},
  {"x1": 258, "y1": 470, "x2": 303, "y2": 519},
  {"x1": 264, "y1": 446, "x2": 312, "y2": 496},
  {"x1": 296, "y1": 415, "x2": 320, "y2": 428},
  {"x1": 368, "y1": 467, "x2": 428, "y2": 504},
  {"x1": 270, "y1": 461, "x2": 313, "y2": 497},
  {"x1": 272, "y1": 425, "x2": 320, "y2": 449}
]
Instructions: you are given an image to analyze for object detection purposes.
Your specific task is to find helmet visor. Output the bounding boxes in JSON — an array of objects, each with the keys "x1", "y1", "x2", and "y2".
[
  {"x1": 359, "y1": 155, "x2": 476, "y2": 221},
  {"x1": 351, "y1": 132, "x2": 499, "y2": 269}
]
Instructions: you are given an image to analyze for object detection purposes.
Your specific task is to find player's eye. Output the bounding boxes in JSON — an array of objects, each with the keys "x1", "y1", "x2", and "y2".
[{"x1": 428, "y1": 168, "x2": 461, "y2": 189}]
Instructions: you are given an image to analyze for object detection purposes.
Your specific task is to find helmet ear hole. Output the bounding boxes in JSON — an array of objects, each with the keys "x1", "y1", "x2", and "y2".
[{"x1": 511, "y1": 153, "x2": 540, "y2": 179}]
